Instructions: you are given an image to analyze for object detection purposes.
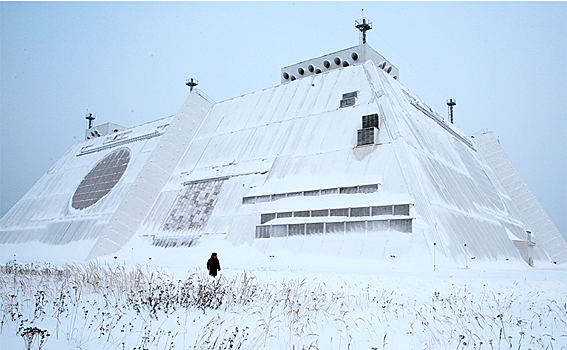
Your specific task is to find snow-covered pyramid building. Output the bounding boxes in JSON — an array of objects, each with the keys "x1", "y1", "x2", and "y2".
[{"x1": 1, "y1": 43, "x2": 565, "y2": 266}]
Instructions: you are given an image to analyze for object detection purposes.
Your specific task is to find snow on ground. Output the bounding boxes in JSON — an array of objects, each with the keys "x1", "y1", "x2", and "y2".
[{"x1": 1, "y1": 235, "x2": 566, "y2": 350}]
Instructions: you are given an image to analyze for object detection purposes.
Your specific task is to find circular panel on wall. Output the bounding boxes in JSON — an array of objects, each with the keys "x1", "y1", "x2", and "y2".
[{"x1": 71, "y1": 148, "x2": 131, "y2": 210}]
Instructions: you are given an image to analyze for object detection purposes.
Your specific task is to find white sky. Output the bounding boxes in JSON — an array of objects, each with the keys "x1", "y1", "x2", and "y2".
[{"x1": 1, "y1": 2, "x2": 565, "y2": 238}]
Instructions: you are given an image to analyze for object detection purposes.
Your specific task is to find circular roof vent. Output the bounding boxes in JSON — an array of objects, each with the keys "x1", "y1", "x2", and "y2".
[{"x1": 71, "y1": 148, "x2": 131, "y2": 210}]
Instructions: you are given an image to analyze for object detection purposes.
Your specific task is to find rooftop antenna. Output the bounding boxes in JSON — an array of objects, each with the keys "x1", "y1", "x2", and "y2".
[
  {"x1": 186, "y1": 78, "x2": 198, "y2": 92},
  {"x1": 447, "y1": 98, "x2": 456, "y2": 124},
  {"x1": 85, "y1": 111, "x2": 96, "y2": 129},
  {"x1": 355, "y1": 9, "x2": 373, "y2": 45}
]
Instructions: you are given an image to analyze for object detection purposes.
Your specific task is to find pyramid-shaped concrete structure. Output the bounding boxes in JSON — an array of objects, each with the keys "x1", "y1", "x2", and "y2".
[{"x1": 1, "y1": 44, "x2": 565, "y2": 266}]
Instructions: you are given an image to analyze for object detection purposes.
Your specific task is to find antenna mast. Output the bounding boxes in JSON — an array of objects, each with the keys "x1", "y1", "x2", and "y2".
[
  {"x1": 186, "y1": 78, "x2": 198, "y2": 92},
  {"x1": 355, "y1": 9, "x2": 373, "y2": 45},
  {"x1": 447, "y1": 99, "x2": 456, "y2": 124},
  {"x1": 85, "y1": 111, "x2": 95, "y2": 129}
]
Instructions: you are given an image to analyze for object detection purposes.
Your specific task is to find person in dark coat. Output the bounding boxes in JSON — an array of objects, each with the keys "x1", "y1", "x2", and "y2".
[{"x1": 207, "y1": 252, "x2": 221, "y2": 277}]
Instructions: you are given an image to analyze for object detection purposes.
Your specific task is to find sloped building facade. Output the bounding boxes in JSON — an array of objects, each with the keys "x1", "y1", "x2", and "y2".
[{"x1": 1, "y1": 44, "x2": 565, "y2": 266}]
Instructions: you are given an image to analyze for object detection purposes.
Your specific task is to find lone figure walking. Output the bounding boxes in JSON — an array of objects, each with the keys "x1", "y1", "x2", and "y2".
[{"x1": 207, "y1": 252, "x2": 221, "y2": 277}]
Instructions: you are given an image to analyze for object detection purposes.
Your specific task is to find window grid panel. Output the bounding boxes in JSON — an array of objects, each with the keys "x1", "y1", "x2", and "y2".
[
  {"x1": 394, "y1": 204, "x2": 410, "y2": 216},
  {"x1": 261, "y1": 213, "x2": 276, "y2": 224},
  {"x1": 350, "y1": 207, "x2": 371, "y2": 217},
  {"x1": 346, "y1": 221, "x2": 366, "y2": 233},
  {"x1": 272, "y1": 225, "x2": 288, "y2": 237},
  {"x1": 330, "y1": 208, "x2": 349, "y2": 217},
  {"x1": 311, "y1": 209, "x2": 329, "y2": 217},
  {"x1": 367, "y1": 220, "x2": 390, "y2": 232},
  {"x1": 372, "y1": 206, "x2": 393, "y2": 216},
  {"x1": 306, "y1": 223, "x2": 324, "y2": 235},
  {"x1": 289, "y1": 224, "x2": 305, "y2": 236},
  {"x1": 326, "y1": 222, "x2": 345, "y2": 234}
]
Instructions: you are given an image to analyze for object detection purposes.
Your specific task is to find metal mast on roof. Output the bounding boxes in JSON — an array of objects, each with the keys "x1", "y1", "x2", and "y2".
[
  {"x1": 355, "y1": 9, "x2": 373, "y2": 45},
  {"x1": 85, "y1": 111, "x2": 95, "y2": 129},
  {"x1": 186, "y1": 78, "x2": 198, "y2": 92},
  {"x1": 447, "y1": 98, "x2": 456, "y2": 124}
]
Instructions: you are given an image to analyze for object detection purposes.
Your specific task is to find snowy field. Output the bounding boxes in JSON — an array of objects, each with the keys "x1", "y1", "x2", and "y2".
[{"x1": 1, "y1": 236, "x2": 566, "y2": 350}]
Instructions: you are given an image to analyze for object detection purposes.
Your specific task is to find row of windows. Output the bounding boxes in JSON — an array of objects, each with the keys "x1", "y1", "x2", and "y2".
[
  {"x1": 260, "y1": 204, "x2": 411, "y2": 224},
  {"x1": 255, "y1": 218, "x2": 412, "y2": 238},
  {"x1": 243, "y1": 184, "x2": 379, "y2": 205}
]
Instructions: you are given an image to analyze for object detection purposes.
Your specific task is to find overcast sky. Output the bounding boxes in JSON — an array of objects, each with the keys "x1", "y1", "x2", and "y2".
[{"x1": 1, "y1": 2, "x2": 565, "y2": 238}]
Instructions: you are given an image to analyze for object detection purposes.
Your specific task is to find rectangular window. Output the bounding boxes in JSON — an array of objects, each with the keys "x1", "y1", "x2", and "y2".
[
  {"x1": 394, "y1": 204, "x2": 410, "y2": 216},
  {"x1": 256, "y1": 195, "x2": 271, "y2": 203},
  {"x1": 362, "y1": 113, "x2": 379, "y2": 129},
  {"x1": 372, "y1": 205, "x2": 393, "y2": 216},
  {"x1": 312, "y1": 209, "x2": 329, "y2": 217},
  {"x1": 255, "y1": 226, "x2": 270, "y2": 239},
  {"x1": 346, "y1": 221, "x2": 366, "y2": 233},
  {"x1": 326, "y1": 222, "x2": 345, "y2": 234},
  {"x1": 357, "y1": 127, "x2": 377, "y2": 146},
  {"x1": 367, "y1": 220, "x2": 389, "y2": 232},
  {"x1": 289, "y1": 224, "x2": 305, "y2": 236},
  {"x1": 350, "y1": 207, "x2": 371, "y2": 217},
  {"x1": 306, "y1": 223, "x2": 324, "y2": 235},
  {"x1": 272, "y1": 225, "x2": 288, "y2": 237},
  {"x1": 261, "y1": 213, "x2": 276, "y2": 224},
  {"x1": 304, "y1": 190, "x2": 321, "y2": 196},
  {"x1": 293, "y1": 211, "x2": 310, "y2": 217},
  {"x1": 340, "y1": 186, "x2": 358, "y2": 194},
  {"x1": 321, "y1": 188, "x2": 339, "y2": 195},
  {"x1": 359, "y1": 184, "x2": 378, "y2": 194},
  {"x1": 330, "y1": 208, "x2": 349, "y2": 217},
  {"x1": 342, "y1": 91, "x2": 358, "y2": 99},
  {"x1": 272, "y1": 193, "x2": 286, "y2": 201},
  {"x1": 340, "y1": 98, "x2": 356, "y2": 108},
  {"x1": 243, "y1": 196, "x2": 256, "y2": 205},
  {"x1": 276, "y1": 212, "x2": 292, "y2": 219},
  {"x1": 287, "y1": 191, "x2": 303, "y2": 198},
  {"x1": 390, "y1": 219, "x2": 412, "y2": 233}
]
